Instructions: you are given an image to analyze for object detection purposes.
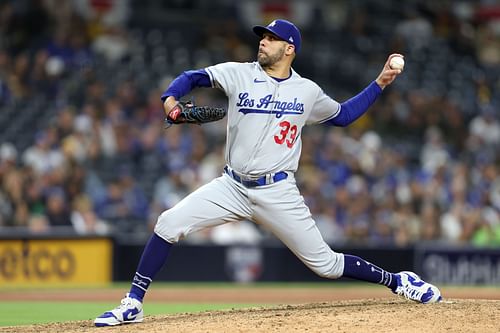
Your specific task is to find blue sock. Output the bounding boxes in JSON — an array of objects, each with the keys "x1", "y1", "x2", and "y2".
[
  {"x1": 342, "y1": 255, "x2": 398, "y2": 291},
  {"x1": 129, "y1": 233, "x2": 172, "y2": 301}
]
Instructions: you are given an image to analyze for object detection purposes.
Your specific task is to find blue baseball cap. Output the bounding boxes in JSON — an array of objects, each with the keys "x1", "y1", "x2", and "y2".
[{"x1": 253, "y1": 19, "x2": 301, "y2": 53}]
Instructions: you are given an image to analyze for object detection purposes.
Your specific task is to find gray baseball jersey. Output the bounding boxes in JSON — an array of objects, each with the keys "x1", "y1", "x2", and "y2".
[
  {"x1": 155, "y1": 61, "x2": 345, "y2": 279},
  {"x1": 206, "y1": 61, "x2": 340, "y2": 175}
]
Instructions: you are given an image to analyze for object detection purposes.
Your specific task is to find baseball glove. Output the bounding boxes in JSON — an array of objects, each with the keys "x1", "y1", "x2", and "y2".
[{"x1": 165, "y1": 101, "x2": 226, "y2": 128}]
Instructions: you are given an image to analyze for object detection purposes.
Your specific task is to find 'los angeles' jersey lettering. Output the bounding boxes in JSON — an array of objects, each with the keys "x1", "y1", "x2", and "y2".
[{"x1": 237, "y1": 92, "x2": 304, "y2": 118}]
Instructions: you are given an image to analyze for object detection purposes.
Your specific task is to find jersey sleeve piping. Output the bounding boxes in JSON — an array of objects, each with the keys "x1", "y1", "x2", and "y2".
[
  {"x1": 205, "y1": 67, "x2": 216, "y2": 88},
  {"x1": 318, "y1": 103, "x2": 342, "y2": 124}
]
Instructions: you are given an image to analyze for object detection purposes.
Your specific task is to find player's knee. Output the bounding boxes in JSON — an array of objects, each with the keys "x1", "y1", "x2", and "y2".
[
  {"x1": 154, "y1": 210, "x2": 184, "y2": 243},
  {"x1": 310, "y1": 253, "x2": 344, "y2": 279}
]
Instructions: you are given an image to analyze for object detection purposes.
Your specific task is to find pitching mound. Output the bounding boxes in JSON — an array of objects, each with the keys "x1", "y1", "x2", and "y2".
[{"x1": 3, "y1": 298, "x2": 499, "y2": 333}]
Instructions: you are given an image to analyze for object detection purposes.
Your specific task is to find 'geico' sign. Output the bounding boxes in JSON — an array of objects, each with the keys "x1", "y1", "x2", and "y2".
[
  {"x1": 0, "y1": 238, "x2": 112, "y2": 285},
  {"x1": 0, "y1": 245, "x2": 75, "y2": 280}
]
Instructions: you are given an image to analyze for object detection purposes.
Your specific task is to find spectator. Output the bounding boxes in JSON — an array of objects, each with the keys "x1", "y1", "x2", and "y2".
[
  {"x1": 149, "y1": 165, "x2": 190, "y2": 229},
  {"x1": 393, "y1": 203, "x2": 421, "y2": 246},
  {"x1": 1, "y1": 169, "x2": 26, "y2": 226},
  {"x1": 420, "y1": 126, "x2": 450, "y2": 175},
  {"x1": 468, "y1": 104, "x2": 500, "y2": 146},
  {"x1": 118, "y1": 169, "x2": 149, "y2": 221},
  {"x1": 44, "y1": 187, "x2": 71, "y2": 227},
  {"x1": 61, "y1": 112, "x2": 95, "y2": 162},
  {"x1": 420, "y1": 201, "x2": 441, "y2": 241},
  {"x1": 95, "y1": 179, "x2": 128, "y2": 221},
  {"x1": 439, "y1": 203, "x2": 465, "y2": 243},
  {"x1": 94, "y1": 169, "x2": 148, "y2": 231},
  {"x1": 471, "y1": 207, "x2": 500, "y2": 247},
  {"x1": 28, "y1": 214, "x2": 50, "y2": 234},
  {"x1": 0, "y1": 142, "x2": 17, "y2": 171},
  {"x1": 22, "y1": 130, "x2": 66, "y2": 175},
  {"x1": 394, "y1": 6, "x2": 434, "y2": 50},
  {"x1": 71, "y1": 194, "x2": 110, "y2": 235}
]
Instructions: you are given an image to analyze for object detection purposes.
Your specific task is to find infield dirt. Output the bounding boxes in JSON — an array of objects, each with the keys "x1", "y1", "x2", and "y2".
[{"x1": 1, "y1": 286, "x2": 499, "y2": 333}]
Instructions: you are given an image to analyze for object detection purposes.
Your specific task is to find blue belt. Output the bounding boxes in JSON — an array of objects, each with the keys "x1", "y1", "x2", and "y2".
[{"x1": 224, "y1": 166, "x2": 288, "y2": 187}]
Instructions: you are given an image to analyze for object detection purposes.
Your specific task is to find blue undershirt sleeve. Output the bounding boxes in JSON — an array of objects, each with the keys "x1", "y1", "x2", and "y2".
[
  {"x1": 160, "y1": 69, "x2": 212, "y2": 101},
  {"x1": 325, "y1": 81, "x2": 382, "y2": 127}
]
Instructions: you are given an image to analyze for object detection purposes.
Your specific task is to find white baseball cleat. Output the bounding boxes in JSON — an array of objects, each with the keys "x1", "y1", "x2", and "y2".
[
  {"x1": 393, "y1": 271, "x2": 442, "y2": 304},
  {"x1": 94, "y1": 293, "x2": 144, "y2": 327}
]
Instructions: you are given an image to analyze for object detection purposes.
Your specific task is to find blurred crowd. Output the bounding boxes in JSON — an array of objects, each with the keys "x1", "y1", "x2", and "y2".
[{"x1": 0, "y1": 0, "x2": 499, "y2": 248}]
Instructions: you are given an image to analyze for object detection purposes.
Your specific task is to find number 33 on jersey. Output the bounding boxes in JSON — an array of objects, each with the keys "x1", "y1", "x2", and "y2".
[{"x1": 274, "y1": 120, "x2": 298, "y2": 148}]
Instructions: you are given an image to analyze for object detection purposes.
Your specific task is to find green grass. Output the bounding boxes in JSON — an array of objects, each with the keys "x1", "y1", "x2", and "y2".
[{"x1": 0, "y1": 301, "x2": 260, "y2": 326}]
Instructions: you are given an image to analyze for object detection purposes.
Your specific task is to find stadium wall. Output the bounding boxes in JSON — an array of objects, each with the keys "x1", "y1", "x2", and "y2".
[{"x1": 1, "y1": 235, "x2": 498, "y2": 286}]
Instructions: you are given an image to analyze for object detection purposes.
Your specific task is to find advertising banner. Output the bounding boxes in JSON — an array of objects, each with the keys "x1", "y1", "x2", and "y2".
[
  {"x1": 0, "y1": 238, "x2": 112, "y2": 286},
  {"x1": 415, "y1": 246, "x2": 500, "y2": 285}
]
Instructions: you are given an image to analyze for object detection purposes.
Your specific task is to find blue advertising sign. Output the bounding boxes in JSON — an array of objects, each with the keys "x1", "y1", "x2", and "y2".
[{"x1": 415, "y1": 246, "x2": 500, "y2": 285}]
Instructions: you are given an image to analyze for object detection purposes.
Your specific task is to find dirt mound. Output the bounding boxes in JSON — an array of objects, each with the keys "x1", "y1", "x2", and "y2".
[{"x1": 3, "y1": 299, "x2": 499, "y2": 333}]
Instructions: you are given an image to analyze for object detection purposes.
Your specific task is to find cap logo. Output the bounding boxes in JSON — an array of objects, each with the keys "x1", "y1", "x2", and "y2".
[
  {"x1": 269, "y1": 20, "x2": 277, "y2": 27},
  {"x1": 289, "y1": 37, "x2": 294, "y2": 42}
]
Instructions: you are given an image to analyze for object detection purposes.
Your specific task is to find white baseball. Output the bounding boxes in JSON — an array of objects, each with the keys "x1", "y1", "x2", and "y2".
[{"x1": 389, "y1": 56, "x2": 404, "y2": 70}]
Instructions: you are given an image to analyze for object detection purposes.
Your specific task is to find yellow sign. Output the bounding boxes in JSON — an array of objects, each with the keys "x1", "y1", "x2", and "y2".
[{"x1": 0, "y1": 238, "x2": 112, "y2": 285}]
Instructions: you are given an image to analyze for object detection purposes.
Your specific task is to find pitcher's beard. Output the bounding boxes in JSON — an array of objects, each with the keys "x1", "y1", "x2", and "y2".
[{"x1": 257, "y1": 47, "x2": 285, "y2": 68}]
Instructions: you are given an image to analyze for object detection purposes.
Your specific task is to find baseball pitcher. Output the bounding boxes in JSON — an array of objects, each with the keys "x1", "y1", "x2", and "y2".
[{"x1": 95, "y1": 19, "x2": 441, "y2": 327}]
